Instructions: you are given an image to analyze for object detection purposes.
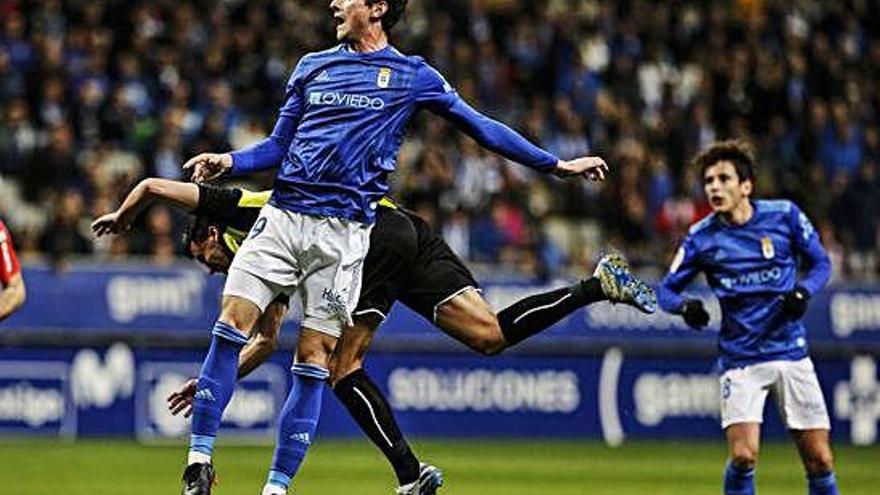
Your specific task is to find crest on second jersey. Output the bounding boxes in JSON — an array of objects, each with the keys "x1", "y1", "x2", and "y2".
[
  {"x1": 377, "y1": 67, "x2": 392, "y2": 88},
  {"x1": 761, "y1": 236, "x2": 775, "y2": 259}
]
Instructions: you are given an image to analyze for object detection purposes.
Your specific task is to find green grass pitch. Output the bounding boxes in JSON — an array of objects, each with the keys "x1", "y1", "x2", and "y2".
[{"x1": 0, "y1": 439, "x2": 877, "y2": 494}]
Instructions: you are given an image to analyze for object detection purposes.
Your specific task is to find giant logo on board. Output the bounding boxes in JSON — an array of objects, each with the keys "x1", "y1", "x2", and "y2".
[
  {"x1": 598, "y1": 348, "x2": 720, "y2": 446},
  {"x1": 106, "y1": 272, "x2": 203, "y2": 323}
]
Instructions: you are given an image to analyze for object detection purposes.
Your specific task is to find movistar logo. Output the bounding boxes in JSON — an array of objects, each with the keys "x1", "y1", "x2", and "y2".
[
  {"x1": 719, "y1": 267, "x2": 782, "y2": 290},
  {"x1": 309, "y1": 91, "x2": 385, "y2": 110}
]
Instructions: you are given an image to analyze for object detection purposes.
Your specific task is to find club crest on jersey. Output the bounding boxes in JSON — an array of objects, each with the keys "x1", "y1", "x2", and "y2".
[
  {"x1": 377, "y1": 67, "x2": 392, "y2": 88},
  {"x1": 761, "y1": 236, "x2": 775, "y2": 259}
]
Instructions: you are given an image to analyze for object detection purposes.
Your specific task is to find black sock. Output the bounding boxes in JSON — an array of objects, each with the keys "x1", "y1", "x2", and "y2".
[
  {"x1": 333, "y1": 369, "x2": 420, "y2": 485},
  {"x1": 498, "y1": 277, "x2": 605, "y2": 347}
]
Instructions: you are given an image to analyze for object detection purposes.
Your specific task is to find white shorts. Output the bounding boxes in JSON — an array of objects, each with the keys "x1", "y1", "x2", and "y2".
[
  {"x1": 720, "y1": 357, "x2": 830, "y2": 430},
  {"x1": 223, "y1": 203, "x2": 372, "y2": 337}
]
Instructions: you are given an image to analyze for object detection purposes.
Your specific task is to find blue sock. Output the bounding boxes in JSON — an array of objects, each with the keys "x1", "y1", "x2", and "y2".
[
  {"x1": 266, "y1": 363, "x2": 329, "y2": 491},
  {"x1": 724, "y1": 462, "x2": 756, "y2": 495},
  {"x1": 188, "y1": 321, "x2": 249, "y2": 459},
  {"x1": 808, "y1": 471, "x2": 839, "y2": 495}
]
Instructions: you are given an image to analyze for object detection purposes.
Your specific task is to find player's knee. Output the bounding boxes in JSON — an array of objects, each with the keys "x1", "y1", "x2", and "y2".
[
  {"x1": 328, "y1": 360, "x2": 361, "y2": 388},
  {"x1": 326, "y1": 354, "x2": 347, "y2": 387},
  {"x1": 730, "y1": 448, "x2": 758, "y2": 468},
  {"x1": 296, "y1": 346, "x2": 331, "y2": 368},
  {"x1": 219, "y1": 299, "x2": 260, "y2": 335},
  {"x1": 295, "y1": 334, "x2": 335, "y2": 368},
  {"x1": 730, "y1": 441, "x2": 758, "y2": 468},
  {"x1": 804, "y1": 451, "x2": 834, "y2": 476}
]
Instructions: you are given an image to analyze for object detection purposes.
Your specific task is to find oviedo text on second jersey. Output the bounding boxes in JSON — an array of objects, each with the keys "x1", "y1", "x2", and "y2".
[
  {"x1": 658, "y1": 200, "x2": 831, "y2": 370},
  {"x1": 230, "y1": 44, "x2": 557, "y2": 224}
]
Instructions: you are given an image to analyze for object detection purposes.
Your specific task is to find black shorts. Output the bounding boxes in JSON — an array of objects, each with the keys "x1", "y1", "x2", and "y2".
[{"x1": 354, "y1": 205, "x2": 478, "y2": 323}]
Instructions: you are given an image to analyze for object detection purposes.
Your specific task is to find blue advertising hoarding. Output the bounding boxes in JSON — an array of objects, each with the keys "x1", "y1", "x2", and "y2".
[
  {"x1": 2, "y1": 264, "x2": 878, "y2": 443},
  {"x1": 5, "y1": 265, "x2": 880, "y2": 349},
  {"x1": 0, "y1": 344, "x2": 877, "y2": 445}
]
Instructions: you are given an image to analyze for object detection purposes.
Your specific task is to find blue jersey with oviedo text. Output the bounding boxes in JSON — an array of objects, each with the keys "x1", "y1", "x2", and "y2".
[
  {"x1": 658, "y1": 200, "x2": 831, "y2": 370},
  {"x1": 230, "y1": 44, "x2": 558, "y2": 224}
]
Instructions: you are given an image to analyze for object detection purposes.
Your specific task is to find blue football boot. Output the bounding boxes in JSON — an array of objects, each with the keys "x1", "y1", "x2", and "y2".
[{"x1": 593, "y1": 254, "x2": 657, "y2": 314}]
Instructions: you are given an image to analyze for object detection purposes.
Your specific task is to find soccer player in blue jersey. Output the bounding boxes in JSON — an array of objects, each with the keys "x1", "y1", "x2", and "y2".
[
  {"x1": 657, "y1": 140, "x2": 839, "y2": 495},
  {"x1": 178, "y1": 1, "x2": 616, "y2": 494}
]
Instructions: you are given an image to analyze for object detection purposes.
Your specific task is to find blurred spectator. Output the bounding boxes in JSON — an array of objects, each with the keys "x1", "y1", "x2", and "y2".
[
  {"x1": 841, "y1": 160, "x2": 880, "y2": 280},
  {"x1": 40, "y1": 189, "x2": 92, "y2": 271}
]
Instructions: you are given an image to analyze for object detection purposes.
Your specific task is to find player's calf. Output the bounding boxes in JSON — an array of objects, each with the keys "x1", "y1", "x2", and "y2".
[
  {"x1": 335, "y1": 368, "x2": 422, "y2": 487},
  {"x1": 802, "y1": 450, "x2": 834, "y2": 478},
  {"x1": 262, "y1": 363, "x2": 330, "y2": 495}
]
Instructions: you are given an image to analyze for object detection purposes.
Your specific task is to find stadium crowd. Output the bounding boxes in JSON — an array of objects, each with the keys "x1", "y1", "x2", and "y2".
[{"x1": 0, "y1": 0, "x2": 878, "y2": 281}]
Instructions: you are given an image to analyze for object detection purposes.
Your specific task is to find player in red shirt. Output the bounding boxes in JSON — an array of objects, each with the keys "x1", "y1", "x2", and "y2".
[{"x1": 0, "y1": 219, "x2": 26, "y2": 321}]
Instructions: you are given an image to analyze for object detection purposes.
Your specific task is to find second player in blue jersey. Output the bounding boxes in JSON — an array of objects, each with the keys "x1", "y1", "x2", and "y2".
[
  {"x1": 658, "y1": 140, "x2": 838, "y2": 495},
  {"x1": 658, "y1": 185, "x2": 831, "y2": 371}
]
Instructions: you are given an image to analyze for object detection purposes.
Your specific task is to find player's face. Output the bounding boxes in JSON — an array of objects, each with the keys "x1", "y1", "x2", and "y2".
[
  {"x1": 703, "y1": 161, "x2": 752, "y2": 214},
  {"x1": 189, "y1": 234, "x2": 231, "y2": 274},
  {"x1": 330, "y1": 0, "x2": 375, "y2": 42}
]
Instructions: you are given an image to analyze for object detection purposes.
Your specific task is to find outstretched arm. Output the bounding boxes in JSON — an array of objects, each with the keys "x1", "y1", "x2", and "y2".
[
  {"x1": 415, "y1": 63, "x2": 608, "y2": 181},
  {"x1": 437, "y1": 99, "x2": 608, "y2": 180},
  {"x1": 91, "y1": 179, "x2": 199, "y2": 237}
]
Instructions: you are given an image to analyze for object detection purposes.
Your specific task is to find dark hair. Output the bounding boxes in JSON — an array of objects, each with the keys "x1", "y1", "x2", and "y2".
[
  {"x1": 693, "y1": 139, "x2": 756, "y2": 183},
  {"x1": 182, "y1": 216, "x2": 216, "y2": 258},
  {"x1": 367, "y1": 0, "x2": 407, "y2": 31}
]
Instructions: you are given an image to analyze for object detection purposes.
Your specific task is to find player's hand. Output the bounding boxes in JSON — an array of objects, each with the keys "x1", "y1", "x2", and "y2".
[
  {"x1": 167, "y1": 378, "x2": 198, "y2": 418},
  {"x1": 553, "y1": 156, "x2": 609, "y2": 182},
  {"x1": 91, "y1": 212, "x2": 125, "y2": 237},
  {"x1": 183, "y1": 153, "x2": 233, "y2": 183},
  {"x1": 681, "y1": 299, "x2": 710, "y2": 329},
  {"x1": 782, "y1": 287, "x2": 810, "y2": 320}
]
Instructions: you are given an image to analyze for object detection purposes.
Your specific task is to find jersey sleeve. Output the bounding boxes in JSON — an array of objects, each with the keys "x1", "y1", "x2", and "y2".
[
  {"x1": 192, "y1": 185, "x2": 244, "y2": 225},
  {"x1": 413, "y1": 61, "x2": 459, "y2": 111},
  {"x1": 230, "y1": 62, "x2": 305, "y2": 175},
  {"x1": 657, "y1": 236, "x2": 702, "y2": 313},
  {"x1": 414, "y1": 61, "x2": 558, "y2": 172},
  {"x1": 0, "y1": 222, "x2": 21, "y2": 287},
  {"x1": 787, "y1": 202, "x2": 831, "y2": 295}
]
